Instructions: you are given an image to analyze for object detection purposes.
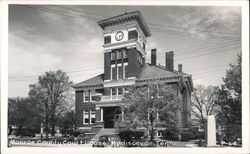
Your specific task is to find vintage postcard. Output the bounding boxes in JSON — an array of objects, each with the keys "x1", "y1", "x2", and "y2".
[{"x1": 1, "y1": 0, "x2": 249, "y2": 154}]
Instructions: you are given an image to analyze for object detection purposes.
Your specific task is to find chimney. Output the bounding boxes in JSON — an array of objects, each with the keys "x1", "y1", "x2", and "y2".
[
  {"x1": 151, "y1": 48, "x2": 157, "y2": 65},
  {"x1": 178, "y1": 64, "x2": 182, "y2": 72},
  {"x1": 165, "y1": 51, "x2": 174, "y2": 72}
]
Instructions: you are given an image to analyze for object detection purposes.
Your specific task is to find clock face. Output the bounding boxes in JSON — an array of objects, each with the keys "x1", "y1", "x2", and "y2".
[{"x1": 115, "y1": 31, "x2": 124, "y2": 41}]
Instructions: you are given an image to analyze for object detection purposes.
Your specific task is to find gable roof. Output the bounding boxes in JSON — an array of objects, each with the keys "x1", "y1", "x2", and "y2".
[
  {"x1": 73, "y1": 63, "x2": 193, "y2": 90},
  {"x1": 138, "y1": 63, "x2": 181, "y2": 80},
  {"x1": 73, "y1": 74, "x2": 104, "y2": 88}
]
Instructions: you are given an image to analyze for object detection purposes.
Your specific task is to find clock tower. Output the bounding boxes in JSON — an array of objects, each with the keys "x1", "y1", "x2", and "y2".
[
  {"x1": 98, "y1": 11, "x2": 151, "y2": 83},
  {"x1": 74, "y1": 11, "x2": 193, "y2": 130}
]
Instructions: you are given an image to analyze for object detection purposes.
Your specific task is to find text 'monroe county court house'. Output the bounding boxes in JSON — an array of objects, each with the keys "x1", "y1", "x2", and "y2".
[{"x1": 73, "y1": 11, "x2": 194, "y2": 135}]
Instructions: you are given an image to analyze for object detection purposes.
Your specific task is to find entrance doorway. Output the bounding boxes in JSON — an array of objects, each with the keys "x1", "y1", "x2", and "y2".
[{"x1": 103, "y1": 107, "x2": 121, "y2": 128}]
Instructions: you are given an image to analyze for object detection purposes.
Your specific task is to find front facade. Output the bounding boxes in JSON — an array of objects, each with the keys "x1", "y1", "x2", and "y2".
[{"x1": 73, "y1": 11, "x2": 194, "y2": 132}]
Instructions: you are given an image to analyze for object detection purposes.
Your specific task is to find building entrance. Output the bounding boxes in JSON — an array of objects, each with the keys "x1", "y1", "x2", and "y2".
[{"x1": 103, "y1": 107, "x2": 121, "y2": 128}]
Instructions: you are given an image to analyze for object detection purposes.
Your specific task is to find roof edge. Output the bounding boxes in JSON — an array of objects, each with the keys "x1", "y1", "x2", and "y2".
[{"x1": 97, "y1": 11, "x2": 151, "y2": 37}]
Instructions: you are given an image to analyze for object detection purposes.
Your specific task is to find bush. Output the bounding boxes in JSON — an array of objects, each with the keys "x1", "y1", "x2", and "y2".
[
  {"x1": 118, "y1": 130, "x2": 145, "y2": 142},
  {"x1": 162, "y1": 127, "x2": 179, "y2": 141},
  {"x1": 196, "y1": 131, "x2": 205, "y2": 139},
  {"x1": 15, "y1": 128, "x2": 36, "y2": 137},
  {"x1": 179, "y1": 131, "x2": 191, "y2": 141},
  {"x1": 188, "y1": 127, "x2": 204, "y2": 140},
  {"x1": 61, "y1": 129, "x2": 75, "y2": 136},
  {"x1": 73, "y1": 130, "x2": 81, "y2": 137},
  {"x1": 163, "y1": 127, "x2": 205, "y2": 142}
]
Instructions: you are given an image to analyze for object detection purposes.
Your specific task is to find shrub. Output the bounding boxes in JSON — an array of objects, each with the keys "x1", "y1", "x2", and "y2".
[
  {"x1": 61, "y1": 129, "x2": 75, "y2": 136},
  {"x1": 179, "y1": 131, "x2": 191, "y2": 141},
  {"x1": 73, "y1": 130, "x2": 81, "y2": 137},
  {"x1": 162, "y1": 127, "x2": 179, "y2": 141},
  {"x1": 188, "y1": 127, "x2": 204, "y2": 140},
  {"x1": 15, "y1": 128, "x2": 36, "y2": 137},
  {"x1": 118, "y1": 130, "x2": 145, "y2": 142},
  {"x1": 196, "y1": 131, "x2": 205, "y2": 139}
]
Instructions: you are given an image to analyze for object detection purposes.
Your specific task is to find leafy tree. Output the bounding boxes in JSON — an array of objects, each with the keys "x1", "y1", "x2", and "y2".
[
  {"x1": 223, "y1": 54, "x2": 241, "y2": 100},
  {"x1": 216, "y1": 54, "x2": 242, "y2": 139},
  {"x1": 28, "y1": 70, "x2": 73, "y2": 138},
  {"x1": 191, "y1": 85, "x2": 220, "y2": 126},
  {"x1": 8, "y1": 97, "x2": 42, "y2": 134},
  {"x1": 58, "y1": 110, "x2": 76, "y2": 136},
  {"x1": 122, "y1": 83, "x2": 179, "y2": 141}
]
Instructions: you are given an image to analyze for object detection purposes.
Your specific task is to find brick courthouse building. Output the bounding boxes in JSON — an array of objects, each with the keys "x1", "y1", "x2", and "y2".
[{"x1": 73, "y1": 11, "x2": 194, "y2": 134}]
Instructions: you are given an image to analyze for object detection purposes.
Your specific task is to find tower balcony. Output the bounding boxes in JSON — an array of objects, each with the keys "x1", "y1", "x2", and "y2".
[
  {"x1": 91, "y1": 95, "x2": 124, "y2": 102},
  {"x1": 100, "y1": 95, "x2": 124, "y2": 101},
  {"x1": 92, "y1": 95, "x2": 125, "y2": 108}
]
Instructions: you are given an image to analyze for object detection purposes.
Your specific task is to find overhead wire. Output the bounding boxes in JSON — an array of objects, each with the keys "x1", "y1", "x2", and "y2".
[{"x1": 9, "y1": 5, "x2": 241, "y2": 83}]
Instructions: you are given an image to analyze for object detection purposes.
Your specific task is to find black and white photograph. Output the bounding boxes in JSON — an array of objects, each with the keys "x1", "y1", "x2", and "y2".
[{"x1": 0, "y1": 0, "x2": 249, "y2": 154}]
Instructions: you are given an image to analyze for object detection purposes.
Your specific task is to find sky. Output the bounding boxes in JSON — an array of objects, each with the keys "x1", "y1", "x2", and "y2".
[{"x1": 8, "y1": 5, "x2": 242, "y2": 98}]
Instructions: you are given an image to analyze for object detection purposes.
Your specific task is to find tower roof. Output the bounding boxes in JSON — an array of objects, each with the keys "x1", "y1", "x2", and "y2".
[{"x1": 98, "y1": 11, "x2": 152, "y2": 37}]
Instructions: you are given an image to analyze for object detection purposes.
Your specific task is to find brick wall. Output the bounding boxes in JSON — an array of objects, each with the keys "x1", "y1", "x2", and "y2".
[
  {"x1": 186, "y1": 86, "x2": 192, "y2": 126},
  {"x1": 104, "y1": 52, "x2": 111, "y2": 80},
  {"x1": 75, "y1": 91, "x2": 83, "y2": 127},
  {"x1": 127, "y1": 48, "x2": 144, "y2": 78},
  {"x1": 75, "y1": 90, "x2": 96, "y2": 127},
  {"x1": 181, "y1": 87, "x2": 192, "y2": 127}
]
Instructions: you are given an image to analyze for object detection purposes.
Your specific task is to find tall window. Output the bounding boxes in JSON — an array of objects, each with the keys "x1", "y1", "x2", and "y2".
[
  {"x1": 111, "y1": 51, "x2": 116, "y2": 60},
  {"x1": 84, "y1": 90, "x2": 90, "y2": 102},
  {"x1": 90, "y1": 110, "x2": 95, "y2": 124},
  {"x1": 118, "y1": 88, "x2": 123, "y2": 95},
  {"x1": 128, "y1": 30, "x2": 138, "y2": 40},
  {"x1": 118, "y1": 66, "x2": 123, "y2": 79},
  {"x1": 111, "y1": 88, "x2": 116, "y2": 95},
  {"x1": 124, "y1": 65, "x2": 128, "y2": 78},
  {"x1": 111, "y1": 88, "x2": 116, "y2": 99},
  {"x1": 123, "y1": 50, "x2": 128, "y2": 59},
  {"x1": 117, "y1": 50, "x2": 122, "y2": 59},
  {"x1": 112, "y1": 67, "x2": 116, "y2": 80},
  {"x1": 83, "y1": 110, "x2": 89, "y2": 124},
  {"x1": 104, "y1": 36, "x2": 111, "y2": 44}
]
